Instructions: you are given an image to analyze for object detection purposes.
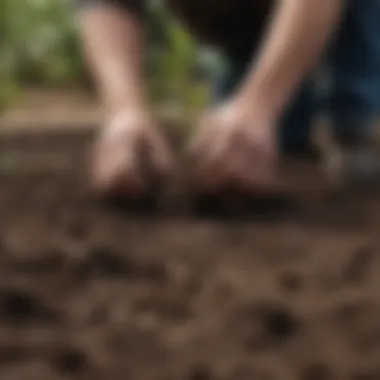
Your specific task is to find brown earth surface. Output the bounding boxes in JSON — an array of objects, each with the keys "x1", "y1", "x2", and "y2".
[
  {"x1": 0, "y1": 126, "x2": 380, "y2": 380},
  {"x1": 0, "y1": 90, "x2": 102, "y2": 132}
]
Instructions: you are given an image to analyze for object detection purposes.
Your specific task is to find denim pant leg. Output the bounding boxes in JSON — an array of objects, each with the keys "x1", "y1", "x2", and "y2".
[
  {"x1": 211, "y1": 48, "x2": 317, "y2": 150},
  {"x1": 327, "y1": 0, "x2": 380, "y2": 145}
]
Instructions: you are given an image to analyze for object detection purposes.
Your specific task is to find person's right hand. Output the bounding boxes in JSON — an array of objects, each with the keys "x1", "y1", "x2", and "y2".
[
  {"x1": 187, "y1": 98, "x2": 277, "y2": 195},
  {"x1": 91, "y1": 109, "x2": 174, "y2": 198}
]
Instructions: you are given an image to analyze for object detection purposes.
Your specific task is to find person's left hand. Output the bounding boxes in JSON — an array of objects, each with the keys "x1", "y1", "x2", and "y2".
[{"x1": 187, "y1": 97, "x2": 278, "y2": 194}]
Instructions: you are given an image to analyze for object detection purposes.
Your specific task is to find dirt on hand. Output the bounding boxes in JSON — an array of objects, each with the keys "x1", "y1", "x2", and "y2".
[{"x1": 0, "y1": 128, "x2": 379, "y2": 380}]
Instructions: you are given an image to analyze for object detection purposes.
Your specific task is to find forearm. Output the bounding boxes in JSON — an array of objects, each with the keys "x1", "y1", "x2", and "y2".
[
  {"x1": 76, "y1": 1, "x2": 147, "y2": 113},
  {"x1": 238, "y1": 0, "x2": 344, "y2": 119}
]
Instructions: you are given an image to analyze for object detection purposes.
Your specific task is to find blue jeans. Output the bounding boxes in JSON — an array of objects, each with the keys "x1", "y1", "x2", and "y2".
[{"x1": 212, "y1": 0, "x2": 380, "y2": 150}]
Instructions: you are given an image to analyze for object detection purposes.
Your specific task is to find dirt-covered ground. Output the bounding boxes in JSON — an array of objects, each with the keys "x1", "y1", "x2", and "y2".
[{"x1": 0, "y1": 127, "x2": 380, "y2": 380}]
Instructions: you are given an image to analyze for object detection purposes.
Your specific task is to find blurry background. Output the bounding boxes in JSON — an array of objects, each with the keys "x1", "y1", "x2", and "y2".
[{"x1": 1, "y1": 0, "x2": 224, "y2": 126}]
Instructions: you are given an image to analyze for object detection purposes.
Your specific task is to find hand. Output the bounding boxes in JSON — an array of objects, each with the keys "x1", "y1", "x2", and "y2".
[
  {"x1": 91, "y1": 109, "x2": 173, "y2": 198},
  {"x1": 188, "y1": 98, "x2": 278, "y2": 194}
]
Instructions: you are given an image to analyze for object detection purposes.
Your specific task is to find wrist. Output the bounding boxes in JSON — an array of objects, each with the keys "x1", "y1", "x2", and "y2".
[
  {"x1": 102, "y1": 105, "x2": 153, "y2": 137},
  {"x1": 236, "y1": 78, "x2": 288, "y2": 120},
  {"x1": 232, "y1": 89, "x2": 279, "y2": 127},
  {"x1": 107, "y1": 89, "x2": 149, "y2": 116}
]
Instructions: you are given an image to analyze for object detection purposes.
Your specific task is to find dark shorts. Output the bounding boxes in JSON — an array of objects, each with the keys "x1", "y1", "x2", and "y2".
[
  {"x1": 75, "y1": 0, "x2": 145, "y2": 16},
  {"x1": 74, "y1": 0, "x2": 270, "y2": 49}
]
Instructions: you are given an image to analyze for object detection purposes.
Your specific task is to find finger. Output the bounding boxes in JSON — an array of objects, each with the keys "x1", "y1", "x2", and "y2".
[
  {"x1": 241, "y1": 146, "x2": 277, "y2": 194},
  {"x1": 107, "y1": 146, "x2": 144, "y2": 194},
  {"x1": 210, "y1": 135, "x2": 250, "y2": 191},
  {"x1": 187, "y1": 114, "x2": 219, "y2": 161},
  {"x1": 190, "y1": 117, "x2": 238, "y2": 185},
  {"x1": 146, "y1": 131, "x2": 174, "y2": 179},
  {"x1": 208, "y1": 134, "x2": 275, "y2": 195},
  {"x1": 92, "y1": 134, "x2": 145, "y2": 197},
  {"x1": 195, "y1": 159, "x2": 228, "y2": 191},
  {"x1": 195, "y1": 131, "x2": 242, "y2": 191},
  {"x1": 202, "y1": 124, "x2": 234, "y2": 167}
]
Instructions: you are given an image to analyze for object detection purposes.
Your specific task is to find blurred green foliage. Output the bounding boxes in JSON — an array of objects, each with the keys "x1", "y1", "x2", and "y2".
[{"x1": 0, "y1": 0, "x2": 215, "y2": 114}]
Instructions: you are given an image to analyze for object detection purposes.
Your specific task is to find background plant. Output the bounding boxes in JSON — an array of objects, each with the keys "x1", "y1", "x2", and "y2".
[{"x1": 1, "y1": 0, "x2": 225, "y2": 115}]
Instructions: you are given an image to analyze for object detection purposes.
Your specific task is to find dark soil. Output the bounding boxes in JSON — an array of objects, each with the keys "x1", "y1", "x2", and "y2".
[{"x1": 0, "y1": 128, "x2": 380, "y2": 380}]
